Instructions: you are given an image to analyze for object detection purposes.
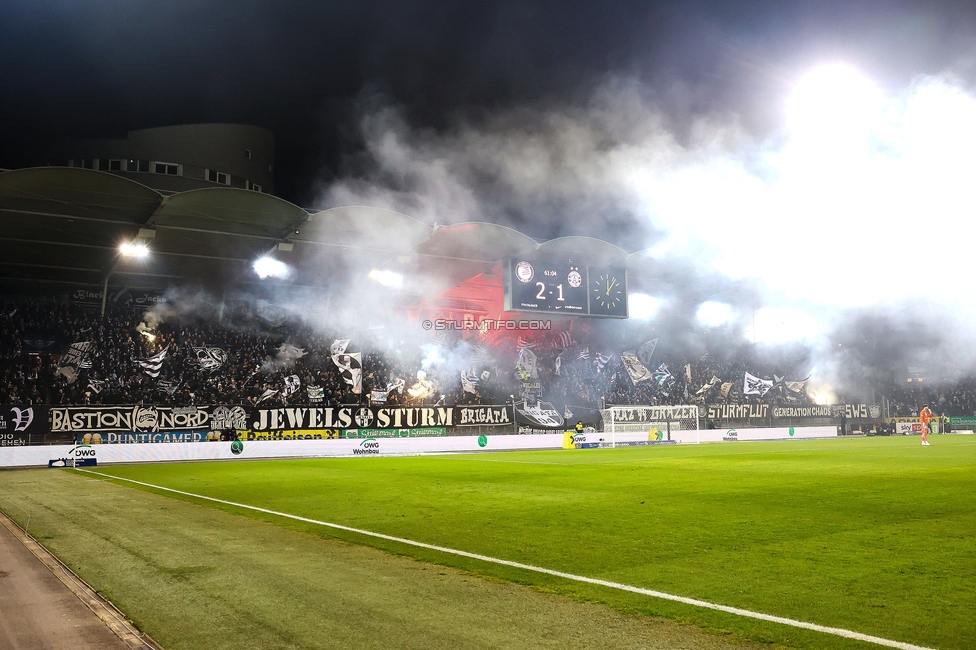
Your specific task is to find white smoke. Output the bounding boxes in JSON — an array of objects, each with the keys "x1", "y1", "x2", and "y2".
[{"x1": 319, "y1": 68, "x2": 976, "y2": 384}]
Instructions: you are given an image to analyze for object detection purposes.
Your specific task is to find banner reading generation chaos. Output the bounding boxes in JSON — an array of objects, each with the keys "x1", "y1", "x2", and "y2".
[{"x1": 250, "y1": 405, "x2": 514, "y2": 431}]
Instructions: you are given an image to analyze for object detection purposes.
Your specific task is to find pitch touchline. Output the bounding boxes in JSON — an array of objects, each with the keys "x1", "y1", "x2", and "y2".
[{"x1": 77, "y1": 468, "x2": 934, "y2": 650}]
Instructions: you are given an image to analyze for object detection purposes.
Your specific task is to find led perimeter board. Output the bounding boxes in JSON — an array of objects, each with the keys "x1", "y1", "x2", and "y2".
[{"x1": 504, "y1": 256, "x2": 628, "y2": 318}]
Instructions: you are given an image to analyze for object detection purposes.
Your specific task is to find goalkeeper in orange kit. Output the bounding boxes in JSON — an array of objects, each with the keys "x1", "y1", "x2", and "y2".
[{"x1": 919, "y1": 404, "x2": 933, "y2": 446}]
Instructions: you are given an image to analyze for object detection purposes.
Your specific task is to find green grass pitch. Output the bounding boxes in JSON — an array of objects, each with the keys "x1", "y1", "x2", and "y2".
[{"x1": 3, "y1": 436, "x2": 975, "y2": 649}]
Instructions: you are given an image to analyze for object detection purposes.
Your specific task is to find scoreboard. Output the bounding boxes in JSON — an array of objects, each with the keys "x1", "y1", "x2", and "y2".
[{"x1": 503, "y1": 256, "x2": 628, "y2": 318}]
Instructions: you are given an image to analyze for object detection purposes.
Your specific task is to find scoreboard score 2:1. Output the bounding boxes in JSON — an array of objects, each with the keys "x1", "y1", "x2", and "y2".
[{"x1": 504, "y1": 257, "x2": 628, "y2": 318}]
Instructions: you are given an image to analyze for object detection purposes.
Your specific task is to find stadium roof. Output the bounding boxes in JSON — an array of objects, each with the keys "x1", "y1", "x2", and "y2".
[{"x1": 0, "y1": 166, "x2": 656, "y2": 294}]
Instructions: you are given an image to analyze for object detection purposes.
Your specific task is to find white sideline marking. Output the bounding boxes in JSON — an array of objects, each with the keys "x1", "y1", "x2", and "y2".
[{"x1": 78, "y1": 468, "x2": 934, "y2": 650}]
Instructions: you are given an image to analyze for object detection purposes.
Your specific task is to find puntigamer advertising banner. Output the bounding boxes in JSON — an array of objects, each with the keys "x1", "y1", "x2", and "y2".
[{"x1": 76, "y1": 431, "x2": 211, "y2": 444}]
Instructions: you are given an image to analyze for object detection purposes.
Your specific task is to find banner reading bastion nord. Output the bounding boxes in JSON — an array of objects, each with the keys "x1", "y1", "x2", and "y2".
[{"x1": 50, "y1": 405, "x2": 215, "y2": 433}]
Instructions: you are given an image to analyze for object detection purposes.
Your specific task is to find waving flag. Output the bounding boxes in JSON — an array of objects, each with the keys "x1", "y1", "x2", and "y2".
[
  {"x1": 621, "y1": 350, "x2": 652, "y2": 383},
  {"x1": 652, "y1": 363, "x2": 673, "y2": 386},
  {"x1": 277, "y1": 343, "x2": 305, "y2": 360},
  {"x1": 332, "y1": 352, "x2": 362, "y2": 394},
  {"x1": 56, "y1": 341, "x2": 94, "y2": 384},
  {"x1": 552, "y1": 330, "x2": 576, "y2": 349},
  {"x1": 637, "y1": 339, "x2": 658, "y2": 367},
  {"x1": 743, "y1": 371, "x2": 773, "y2": 396},
  {"x1": 256, "y1": 388, "x2": 279, "y2": 403},
  {"x1": 134, "y1": 345, "x2": 169, "y2": 378},
  {"x1": 460, "y1": 370, "x2": 480, "y2": 394},
  {"x1": 516, "y1": 347, "x2": 538, "y2": 379},
  {"x1": 284, "y1": 374, "x2": 301, "y2": 395},
  {"x1": 191, "y1": 346, "x2": 227, "y2": 371}
]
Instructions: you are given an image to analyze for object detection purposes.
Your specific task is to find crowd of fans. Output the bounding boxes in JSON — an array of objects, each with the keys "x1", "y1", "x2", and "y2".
[
  {"x1": 4, "y1": 299, "x2": 976, "y2": 417},
  {"x1": 0, "y1": 300, "x2": 511, "y2": 408}
]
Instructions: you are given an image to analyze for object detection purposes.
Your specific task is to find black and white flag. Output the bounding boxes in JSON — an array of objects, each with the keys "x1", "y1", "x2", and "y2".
[
  {"x1": 134, "y1": 345, "x2": 169, "y2": 378},
  {"x1": 552, "y1": 330, "x2": 576, "y2": 349},
  {"x1": 460, "y1": 370, "x2": 480, "y2": 394},
  {"x1": 577, "y1": 347, "x2": 590, "y2": 360},
  {"x1": 332, "y1": 352, "x2": 362, "y2": 394},
  {"x1": 594, "y1": 352, "x2": 613, "y2": 373},
  {"x1": 277, "y1": 343, "x2": 305, "y2": 361},
  {"x1": 469, "y1": 343, "x2": 493, "y2": 367},
  {"x1": 620, "y1": 350, "x2": 652, "y2": 384},
  {"x1": 637, "y1": 339, "x2": 658, "y2": 367},
  {"x1": 284, "y1": 374, "x2": 301, "y2": 395},
  {"x1": 87, "y1": 379, "x2": 108, "y2": 394},
  {"x1": 516, "y1": 347, "x2": 538, "y2": 379},
  {"x1": 387, "y1": 377, "x2": 405, "y2": 395},
  {"x1": 157, "y1": 379, "x2": 181, "y2": 396},
  {"x1": 56, "y1": 341, "x2": 94, "y2": 384},
  {"x1": 743, "y1": 371, "x2": 773, "y2": 396},
  {"x1": 331, "y1": 339, "x2": 350, "y2": 356},
  {"x1": 696, "y1": 375, "x2": 722, "y2": 396},
  {"x1": 191, "y1": 346, "x2": 227, "y2": 371},
  {"x1": 256, "y1": 388, "x2": 279, "y2": 403}
]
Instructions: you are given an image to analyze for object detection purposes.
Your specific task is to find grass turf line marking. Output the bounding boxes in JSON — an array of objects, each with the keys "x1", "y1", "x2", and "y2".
[{"x1": 77, "y1": 468, "x2": 934, "y2": 650}]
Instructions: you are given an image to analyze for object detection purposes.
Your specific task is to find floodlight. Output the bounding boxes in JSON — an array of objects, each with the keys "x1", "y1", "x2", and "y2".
[
  {"x1": 120, "y1": 242, "x2": 149, "y2": 258},
  {"x1": 368, "y1": 269, "x2": 403, "y2": 288},
  {"x1": 696, "y1": 301, "x2": 734, "y2": 327},
  {"x1": 253, "y1": 256, "x2": 289, "y2": 279},
  {"x1": 628, "y1": 293, "x2": 663, "y2": 320}
]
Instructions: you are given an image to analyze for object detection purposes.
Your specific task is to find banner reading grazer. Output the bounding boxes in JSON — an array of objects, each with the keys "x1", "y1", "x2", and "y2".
[
  {"x1": 50, "y1": 405, "x2": 212, "y2": 433},
  {"x1": 608, "y1": 405, "x2": 698, "y2": 424},
  {"x1": 250, "y1": 405, "x2": 458, "y2": 431}
]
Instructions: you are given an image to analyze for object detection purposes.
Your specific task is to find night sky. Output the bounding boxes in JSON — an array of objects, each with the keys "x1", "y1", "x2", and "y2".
[{"x1": 3, "y1": 1, "x2": 976, "y2": 209}]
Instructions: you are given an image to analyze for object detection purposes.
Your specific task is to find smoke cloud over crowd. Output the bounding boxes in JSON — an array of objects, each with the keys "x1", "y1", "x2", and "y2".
[{"x1": 318, "y1": 67, "x2": 976, "y2": 392}]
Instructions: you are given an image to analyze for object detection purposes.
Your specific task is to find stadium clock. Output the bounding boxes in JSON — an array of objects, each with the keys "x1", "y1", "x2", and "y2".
[{"x1": 588, "y1": 267, "x2": 628, "y2": 317}]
